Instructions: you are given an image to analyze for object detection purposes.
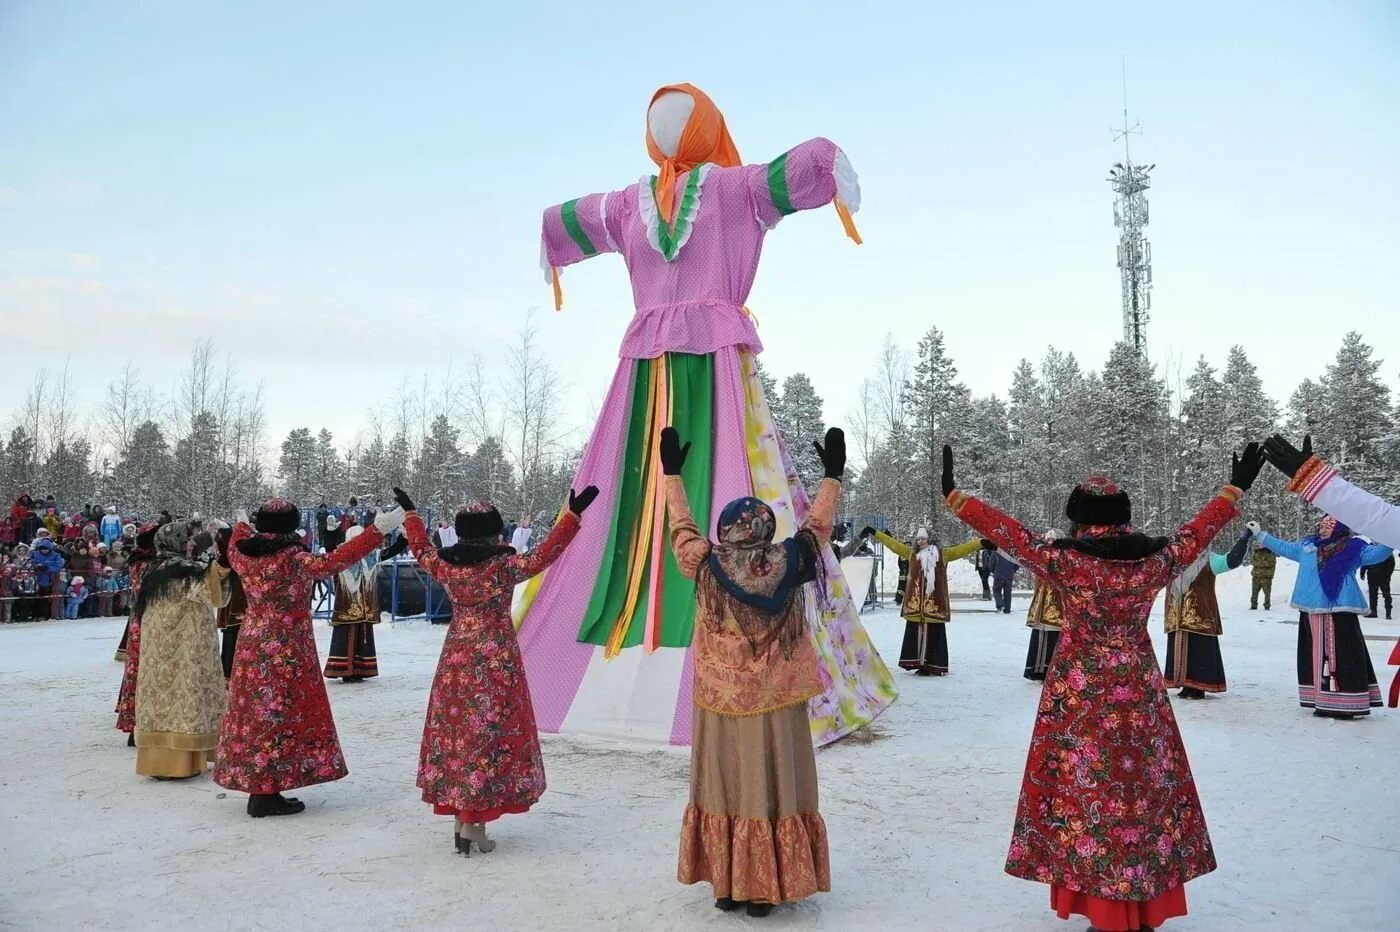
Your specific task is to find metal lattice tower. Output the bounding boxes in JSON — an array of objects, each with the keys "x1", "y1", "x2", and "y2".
[{"x1": 1108, "y1": 69, "x2": 1153, "y2": 354}]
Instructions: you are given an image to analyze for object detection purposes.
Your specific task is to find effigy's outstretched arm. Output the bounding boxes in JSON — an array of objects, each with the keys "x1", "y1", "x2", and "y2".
[
  {"x1": 747, "y1": 137, "x2": 862, "y2": 242},
  {"x1": 540, "y1": 187, "x2": 626, "y2": 309}
]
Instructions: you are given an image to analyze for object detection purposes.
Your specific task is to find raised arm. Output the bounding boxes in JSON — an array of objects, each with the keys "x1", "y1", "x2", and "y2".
[
  {"x1": 1297, "y1": 462, "x2": 1400, "y2": 549},
  {"x1": 947, "y1": 493, "x2": 1056, "y2": 577},
  {"x1": 497, "y1": 512, "x2": 581, "y2": 587},
  {"x1": 401, "y1": 511, "x2": 443, "y2": 580},
  {"x1": 294, "y1": 524, "x2": 386, "y2": 580},
  {"x1": 941, "y1": 538, "x2": 984, "y2": 563},
  {"x1": 1361, "y1": 542, "x2": 1395, "y2": 567},
  {"x1": 1161, "y1": 487, "x2": 1244, "y2": 572},
  {"x1": 664, "y1": 477, "x2": 711, "y2": 580},
  {"x1": 540, "y1": 187, "x2": 625, "y2": 309},
  {"x1": 746, "y1": 137, "x2": 861, "y2": 241},
  {"x1": 801, "y1": 478, "x2": 842, "y2": 547},
  {"x1": 872, "y1": 531, "x2": 913, "y2": 561},
  {"x1": 1251, "y1": 529, "x2": 1305, "y2": 564},
  {"x1": 226, "y1": 522, "x2": 254, "y2": 577}
]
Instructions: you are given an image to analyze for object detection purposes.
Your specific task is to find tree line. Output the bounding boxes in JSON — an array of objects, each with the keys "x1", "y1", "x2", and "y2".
[
  {"x1": 0, "y1": 315, "x2": 579, "y2": 523},
  {"x1": 770, "y1": 330, "x2": 1399, "y2": 545},
  {"x1": 3, "y1": 324, "x2": 1396, "y2": 541}
]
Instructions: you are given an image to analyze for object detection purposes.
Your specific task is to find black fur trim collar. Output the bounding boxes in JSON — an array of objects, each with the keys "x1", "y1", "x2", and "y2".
[
  {"x1": 1050, "y1": 533, "x2": 1169, "y2": 561},
  {"x1": 133, "y1": 557, "x2": 210, "y2": 618},
  {"x1": 437, "y1": 542, "x2": 515, "y2": 567},
  {"x1": 236, "y1": 533, "x2": 307, "y2": 558}
]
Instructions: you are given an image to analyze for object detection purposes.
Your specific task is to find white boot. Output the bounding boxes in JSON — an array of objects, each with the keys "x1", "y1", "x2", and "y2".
[{"x1": 460, "y1": 821, "x2": 497, "y2": 853}]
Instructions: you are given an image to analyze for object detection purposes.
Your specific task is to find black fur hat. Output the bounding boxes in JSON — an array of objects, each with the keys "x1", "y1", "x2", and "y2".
[
  {"x1": 1064, "y1": 476, "x2": 1131, "y2": 527},
  {"x1": 455, "y1": 503, "x2": 504, "y2": 541},
  {"x1": 254, "y1": 498, "x2": 302, "y2": 535}
]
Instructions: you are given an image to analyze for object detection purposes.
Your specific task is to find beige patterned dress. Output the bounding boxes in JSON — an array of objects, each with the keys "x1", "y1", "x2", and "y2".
[{"x1": 135, "y1": 561, "x2": 232, "y2": 778}]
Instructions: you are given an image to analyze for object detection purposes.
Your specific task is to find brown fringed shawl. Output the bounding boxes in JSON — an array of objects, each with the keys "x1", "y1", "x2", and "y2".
[{"x1": 696, "y1": 496, "x2": 828, "y2": 659}]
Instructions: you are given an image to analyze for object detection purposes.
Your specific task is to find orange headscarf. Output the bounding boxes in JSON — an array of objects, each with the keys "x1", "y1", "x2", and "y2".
[{"x1": 645, "y1": 83, "x2": 742, "y2": 224}]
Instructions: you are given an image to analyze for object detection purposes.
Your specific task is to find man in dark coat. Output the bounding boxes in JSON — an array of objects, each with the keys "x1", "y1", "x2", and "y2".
[
  {"x1": 990, "y1": 551, "x2": 1019, "y2": 614},
  {"x1": 1361, "y1": 554, "x2": 1394, "y2": 620},
  {"x1": 974, "y1": 547, "x2": 995, "y2": 600}
]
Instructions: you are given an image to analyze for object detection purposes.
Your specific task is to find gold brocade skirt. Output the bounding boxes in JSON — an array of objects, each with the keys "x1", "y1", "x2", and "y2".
[
  {"x1": 677, "y1": 704, "x2": 830, "y2": 904},
  {"x1": 135, "y1": 747, "x2": 211, "y2": 778}
]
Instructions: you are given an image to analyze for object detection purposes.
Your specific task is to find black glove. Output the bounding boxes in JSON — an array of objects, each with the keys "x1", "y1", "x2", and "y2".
[
  {"x1": 380, "y1": 535, "x2": 409, "y2": 562},
  {"x1": 1262, "y1": 433, "x2": 1312, "y2": 479},
  {"x1": 1225, "y1": 530, "x2": 1251, "y2": 570},
  {"x1": 1229, "y1": 442, "x2": 1265, "y2": 492},
  {"x1": 980, "y1": 539, "x2": 997, "y2": 551},
  {"x1": 392, "y1": 487, "x2": 416, "y2": 512},
  {"x1": 569, "y1": 486, "x2": 600, "y2": 516},
  {"x1": 812, "y1": 427, "x2": 846, "y2": 481},
  {"x1": 941, "y1": 445, "x2": 956, "y2": 498},
  {"x1": 859, "y1": 526, "x2": 877, "y2": 539},
  {"x1": 659, "y1": 427, "x2": 690, "y2": 477}
]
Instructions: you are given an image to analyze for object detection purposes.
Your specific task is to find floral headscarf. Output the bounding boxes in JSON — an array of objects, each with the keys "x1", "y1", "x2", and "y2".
[
  {"x1": 1305, "y1": 516, "x2": 1363, "y2": 602},
  {"x1": 699, "y1": 496, "x2": 826, "y2": 659}
]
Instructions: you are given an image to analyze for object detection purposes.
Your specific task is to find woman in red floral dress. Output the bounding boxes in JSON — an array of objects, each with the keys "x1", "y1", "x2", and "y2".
[
  {"x1": 393, "y1": 484, "x2": 596, "y2": 856},
  {"x1": 214, "y1": 498, "x2": 405, "y2": 818},
  {"x1": 114, "y1": 523, "x2": 160, "y2": 746},
  {"x1": 944, "y1": 443, "x2": 1263, "y2": 932}
]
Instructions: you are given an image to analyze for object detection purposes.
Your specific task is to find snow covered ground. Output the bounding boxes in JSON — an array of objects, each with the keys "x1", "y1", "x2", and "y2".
[{"x1": 1, "y1": 569, "x2": 1396, "y2": 931}]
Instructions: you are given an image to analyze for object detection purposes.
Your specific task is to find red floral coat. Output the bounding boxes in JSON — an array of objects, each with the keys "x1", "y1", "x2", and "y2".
[
  {"x1": 404, "y1": 511, "x2": 579, "y2": 821},
  {"x1": 113, "y1": 561, "x2": 149, "y2": 734},
  {"x1": 214, "y1": 523, "x2": 385, "y2": 794},
  {"x1": 948, "y1": 485, "x2": 1242, "y2": 901}
]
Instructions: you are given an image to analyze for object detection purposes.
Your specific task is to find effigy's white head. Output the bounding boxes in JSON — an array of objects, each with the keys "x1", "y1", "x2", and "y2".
[{"x1": 647, "y1": 90, "x2": 694, "y2": 158}]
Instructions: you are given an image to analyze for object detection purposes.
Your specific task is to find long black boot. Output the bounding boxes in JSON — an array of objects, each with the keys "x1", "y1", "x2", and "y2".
[
  {"x1": 745, "y1": 903, "x2": 773, "y2": 918},
  {"x1": 247, "y1": 793, "x2": 306, "y2": 817}
]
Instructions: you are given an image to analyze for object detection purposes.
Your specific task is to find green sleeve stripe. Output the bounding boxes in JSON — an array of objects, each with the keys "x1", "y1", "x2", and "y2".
[
  {"x1": 560, "y1": 199, "x2": 597, "y2": 256},
  {"x1": 767, "y1": 153, "x2": 795, "y2": 215}
]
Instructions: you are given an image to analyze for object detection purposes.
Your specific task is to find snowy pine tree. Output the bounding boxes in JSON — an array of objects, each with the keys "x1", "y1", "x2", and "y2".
[
  {"x1": 771, "y1": 372, "x2": 826, "y2": 496},
  {"x1": 311, "y1": 429, "x2": 345, "y2": 502},
  {"x1": 902, "y1": 326, "x2": 970, "y2": 539},
  {"x1": 1316, "y1": 331, "x2": 1392, "y2": 489},
  {"x1": 278, "y1": 428, "x2": 318, "y2": 504},
  {"x1": 415, "y1": 414, "x2": 468, "y2": 513}
]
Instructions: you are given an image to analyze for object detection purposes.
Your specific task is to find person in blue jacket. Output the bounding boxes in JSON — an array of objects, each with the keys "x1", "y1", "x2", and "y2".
[
  {"x1": 29, "y1": 537, "x2": 66, "y2": 620},
  {"x1": 99, "y1": 506, "x2": 123, "y2": 546},
  {"x1": 1248, "y1": 516, "x2": 1392, "y2": 718}
]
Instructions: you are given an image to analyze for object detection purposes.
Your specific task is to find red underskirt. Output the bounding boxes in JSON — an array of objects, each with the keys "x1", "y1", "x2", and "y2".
[
  {"x1": 1051, "y1": 884, "x2": 1188, "y2": 931},
  {"x1": 432, "y1": 802, "x2": 532, "y2": 823}
]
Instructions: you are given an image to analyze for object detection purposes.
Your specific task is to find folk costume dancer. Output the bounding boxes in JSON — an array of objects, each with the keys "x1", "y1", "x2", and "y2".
[
  {"x1": 322, "y1": 526, "x2": 407, "y2": 683},
  {"x1": 394, "y1": 485, "x2": 594, "y2": 856},
  {"x1": 215, "y1": 499, "x2": 405, "y2": 818},
  {"x1": 945, "y1": 442, "x2": 1265, "y2": 932},
  {"x1": 520, "y1": 82, "x2": 895, "y2": 747},
  {"x1": 132, "y1": 522, "x2": 231, "y2": 779},
  {"x1": 1248, "y1": 516, "x2": 1391, "y2": 719},
  {"x1": 664, "y1": 426, "x2": 841, "y2": 918},
  {"x1": 1265, "y1": 433, "x2": 1400, "y2": 706},
  {"x1": 1163, "y1": 531, "x2": 1250, "y2": 699},
  {"x1": 114, "y1": 522, "x2": 160, "y2": 746},
  {"x1": 1024, "y1": 572, "x2": 1064, "y2": 682},
  {"x1": 867, "y1": 527, "x2": 985, "y2": 675}
]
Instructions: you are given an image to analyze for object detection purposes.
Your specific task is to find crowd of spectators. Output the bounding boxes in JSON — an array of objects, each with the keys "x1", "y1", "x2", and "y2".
[{"x1": 1, "y1": 494, "x2": 139, "y2": 622}]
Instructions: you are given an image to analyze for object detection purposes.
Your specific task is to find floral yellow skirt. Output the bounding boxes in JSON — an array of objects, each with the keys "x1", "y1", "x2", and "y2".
[{"x1": 677, "y1": 704, "x2": 830, "y2": 904}]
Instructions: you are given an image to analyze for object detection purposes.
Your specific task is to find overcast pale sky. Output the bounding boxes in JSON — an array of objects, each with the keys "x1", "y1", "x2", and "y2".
[{"x1": 2, "y1": 1, "x2": 1397, "y2": 456}]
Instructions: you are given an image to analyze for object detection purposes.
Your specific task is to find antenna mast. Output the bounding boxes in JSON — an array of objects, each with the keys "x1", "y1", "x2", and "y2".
[{"x1": 1108, "y1": 61, "x2": 1154, "y2": 355}]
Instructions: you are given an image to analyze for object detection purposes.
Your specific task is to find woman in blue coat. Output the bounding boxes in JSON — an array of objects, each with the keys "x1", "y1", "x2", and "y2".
[{"x1": 1249, "y1": 517, "x2": 1392, "y2": 718}]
